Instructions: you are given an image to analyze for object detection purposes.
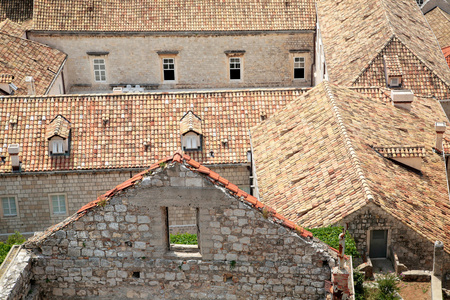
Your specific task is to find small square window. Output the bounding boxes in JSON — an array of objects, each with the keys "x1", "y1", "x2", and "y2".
[
  {"x1": 51, "y1": 194, "x2": 67, "y2": 215},
  {"x1": 163, "y1": 58, "x2": 175, "y2": 81},
  {"x1": 230, "y1": 57, "x2": 241, "y2": 80},
  {"x1": 294, "y1": 57, "x2": 305, "y2": 79},
  {"x1": 2, "y1": 197, "x2": 17, "y2": 217},
  {"x1": 93, "y1": 59, "x2": 106, "y2": 82},
  {"x1": 52, "y1": 140, "x2": 64, "y2": 154},
  {"x1": 186, "y1": 135, "x2": 198, "y2": 149}
]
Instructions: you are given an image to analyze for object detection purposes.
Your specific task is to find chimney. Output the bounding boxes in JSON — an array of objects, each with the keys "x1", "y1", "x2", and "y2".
[
  {"x1": 8, "y1": 144, "x2": 20, "y2": 171},
  {"x1": 25, "y1": 76, "x2": 35, "y2": 95},
  {"x1": 435, "y1": 122, "x2": 446, "y2": 152},
  {"x1": 391, "y1": 90, "x2": 414, "y2": 111}
]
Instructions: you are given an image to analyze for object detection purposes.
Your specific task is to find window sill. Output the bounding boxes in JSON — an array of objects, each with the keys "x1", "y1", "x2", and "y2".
[
  {"x1": 2, "y1": 215, "x2": 18, "y2": 218},
  {"x1": 165, "y1": 251, "x2": 202, "y2": 259}
]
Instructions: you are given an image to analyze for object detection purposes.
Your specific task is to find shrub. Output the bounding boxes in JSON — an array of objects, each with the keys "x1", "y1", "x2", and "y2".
[
  {"x1": 307, "y1": 226, "x2": 359, "y2": 258},
  {"x1": 169, "y1": 233, "x2": 198, "y2": 245},
  {"x1": 376, "y1": 273, "x2": 401, "y2": 300},
  {"x1": 354, "y1": 271, "x2": 366, "y2": 300},
  {"x1": 0, "y1": 232, "x2": 26, "y2": 265}
]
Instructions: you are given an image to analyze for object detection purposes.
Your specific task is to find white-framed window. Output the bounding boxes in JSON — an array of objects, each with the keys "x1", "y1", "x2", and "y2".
[
  {"x1": 52, "y1": 140, "x2": 64, "y2": 154},
  {"x1": 93, "y1": 58, "x2": 106, "y2": 82},
  {"x1": 50, "y1": 194, "x2": 67, "y2": 215},
  {"x1": 163, "y1": 58, "x2": 175, "y2": 81},
  {"x1": 1, "y1": 196, "x2": 18, "y2": 217},
  {"x1": 294, "y1": 57, "x2": 305, "y2": 79},
  {"x1": 230, "y1": 57, "x2": 242, "y2": 80}
]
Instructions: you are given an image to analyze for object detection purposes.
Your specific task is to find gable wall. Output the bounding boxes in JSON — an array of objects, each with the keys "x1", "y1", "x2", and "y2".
[
  {"x1": 0, "y1": 165, "x2": 249, "y2": 236},
  {"x1": 354, "y1": 38, "x2": 450, "y2": 99},
  {"x1": 340, "y1": 202, "x2": 437, "y2": 270},
  {"x1": 30, "y1": 164, "x2": 333, "y2": 299},
  {"x1": 28, "y1": 32, "x2": 314, "y2": 93}
]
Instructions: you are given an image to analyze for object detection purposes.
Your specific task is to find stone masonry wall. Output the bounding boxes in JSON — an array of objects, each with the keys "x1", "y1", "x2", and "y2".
[
  {"x1": 340, "y1": 202, "x2": 435, "y2": 270},
  {"x1": 0, "y1": 248, "x2": 34, "y2": 300},
  {"x1": 28, "y1": 33, "x2": 314, "y2": 92},
  {"x1": 29, "y1": 163, "x2": 335, "y2": 299},
  {"x1": 0, "y1": 166, "x2": 249, "y2": 236}
]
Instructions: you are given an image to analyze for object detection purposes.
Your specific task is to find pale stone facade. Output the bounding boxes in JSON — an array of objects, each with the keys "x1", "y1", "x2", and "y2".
[
  {"x1": 25, "y1": 162, "x2": 336, "y2": 299},
  {"x1": 28, "y1": 33, "x2": 314, "y2": 93},
  {"x1": 0, "y1": 166, "x2": 250, "y2": 236}
]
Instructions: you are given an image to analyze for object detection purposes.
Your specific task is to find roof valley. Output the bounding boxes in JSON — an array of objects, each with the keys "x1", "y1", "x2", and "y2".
[{"x1": 323, "y1": 81, "x2": 374, "y2": 204}]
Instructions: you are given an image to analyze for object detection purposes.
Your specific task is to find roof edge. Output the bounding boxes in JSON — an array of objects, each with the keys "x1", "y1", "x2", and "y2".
[{"x1": 323, "y1": 81, "x2": 375, "y2": 203}]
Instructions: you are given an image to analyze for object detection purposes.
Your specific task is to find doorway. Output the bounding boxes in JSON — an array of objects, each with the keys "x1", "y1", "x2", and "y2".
[{"x1": 369, "y1": 230, "x2": 388, "y2": 258}]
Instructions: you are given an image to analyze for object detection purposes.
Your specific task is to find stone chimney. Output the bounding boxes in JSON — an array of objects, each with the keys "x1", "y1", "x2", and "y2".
[
  {"x1": 435, "y1": 122, "x2": 446, "y2": 152},
  {"x1": 8, "y1": 144, "x2": 20, "y2": 171},
  {"x1": 391, "y1": 90, "x2": 414, "y2": 111},
  {"x1": 25, "y1": 76, "x2": 35, "y2": 95}
]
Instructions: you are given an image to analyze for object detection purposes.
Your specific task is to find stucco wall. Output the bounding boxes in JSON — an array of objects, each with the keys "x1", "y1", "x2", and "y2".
[
  {"x1": 0, "y1": 166, "x2": 250, "y2": 236},
  {"x1": 29, "y1": 32, "x2": 314, "y2": 92},
  {"x1": 28, "y1": 163, "x2": 335, "y2": 299}
]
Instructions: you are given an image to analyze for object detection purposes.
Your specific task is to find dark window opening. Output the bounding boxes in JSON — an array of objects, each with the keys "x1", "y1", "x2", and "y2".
[
  {"x1": 163, "y1": 58, "x2": 175, "y2": 81},
  {"x1": 132, "y1": 272, "x2": 140, "y2": 278},
  {"x1": 294, "y1": 57, "x2": 305, "y2": 79},
  {"x1": 230, "y1": 58, "x2": 241, "y2": 80}
]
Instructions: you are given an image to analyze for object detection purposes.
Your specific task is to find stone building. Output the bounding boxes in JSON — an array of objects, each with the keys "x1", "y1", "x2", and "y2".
[
  {"x1": 251, "y1": 81, "x2": 450, "y2": 287},
  {"x1": 315, "y1": 0, "x2": 450, "y2": 104},
  {"x1": 11, "y1": 151, "x2": 347, "y2": 299},
  {"x1": 27, "y1": 0, "x2": 316, "y2": 93},
  {"x1": 0, "y1": 88, "x2": 306, "y2": 236}
]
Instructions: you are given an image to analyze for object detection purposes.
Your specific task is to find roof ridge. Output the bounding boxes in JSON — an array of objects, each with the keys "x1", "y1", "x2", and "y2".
[
  {"x1": 323, "y1": 81, "x2": 374, "y2": 203},
  {"x1": 380, "y1": 0, "x2": 396, "y2": 39}
]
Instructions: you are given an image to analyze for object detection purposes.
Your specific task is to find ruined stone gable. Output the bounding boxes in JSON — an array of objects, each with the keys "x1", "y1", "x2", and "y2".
[{"x1": 27, "y1": 162, "x2": 337, "y2": 299}]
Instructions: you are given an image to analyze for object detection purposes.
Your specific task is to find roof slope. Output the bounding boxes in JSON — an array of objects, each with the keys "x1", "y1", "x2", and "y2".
[
  {"x1": 32, "y1": 0, "x2": 316, "y2": 32},
  {"x1": 318, "y1": 0, "x2": 450, "y2": 88},
  {"x1": 0, "y1": 18, "x2": 30, "y2": 37},
  {"x1": 425, "y1": 7, "x2": 450, "y2": 48},
  {"x1": 0, "y1": 89, "x2": 304, "y2": 173},
  {"x1": 0, "y1": 33, "x2": 66, "y2": 95},
  {"x1": 252, "y1": 81, "x2": 450, "y2": 253},
  {"x1": 0, "y1": 0, "x2": 33, "y2": 23}
]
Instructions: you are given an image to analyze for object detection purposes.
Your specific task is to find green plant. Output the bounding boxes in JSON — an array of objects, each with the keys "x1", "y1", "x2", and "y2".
[
  {"x1": 169, "y1": 233, "x2": 198, "y2": 245},
  {"x1": 306, "y1": 226, "x2": 359, "y2": 258},
  {"x1": 376, "y1": 273, "x2": 401, "y2": 300},
  {"x1": 354, "y1": 271, "x2": 367, "y2": 300},
  {"x1": 0, "y1": 232, "x2": 26, "y2": 265},
  {"x1": 159, "y1": 162, "x2": 167, "y2": 169},
  {"x1": 229, "y1": 260, "x2": 236, "y2": 270},
  {"x1": 262, "y1": 207, "x2": 272, "y2": 219},
  {"x1": 97, "y1": 198, "x2": 107, "y2": 207}
]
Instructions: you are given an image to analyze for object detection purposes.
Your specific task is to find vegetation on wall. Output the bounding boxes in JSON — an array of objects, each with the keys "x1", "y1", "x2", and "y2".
[
  {"x1": 0, "y1": 232, "x2": 26, "y2": 265},
  {"x1": 306, "y1": 226, "x2": 359, "y2": 258}
]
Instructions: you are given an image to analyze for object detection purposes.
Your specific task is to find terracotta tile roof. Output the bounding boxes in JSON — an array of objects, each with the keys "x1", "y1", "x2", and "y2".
[
  {"x1": 26, "y1": 151, "x2": 328, "y2": 250},
  {"x1": 443, "y1": 46, "x2": 450, "y2": 68},
  {"x1": 0, "y1": 73, "x2": 13, "y2": 84},
  {"x1": 180, "y1": 111, "x2": 202, "y2": 135},
  {"x1": 373, "y1": 146, "x2": 426, "y2": 158},
  {"x1": 0, "y1": 18, "x2": 30, "y2": 37},
  {"x1": 32, "y1": 0, "x2": 316, "y2": 32},
  {"x1": 0, "y1": 88, "x2": 305, "y2": 173},
  {"x1": 318, "y1": 0, "x2": 450, "y2": 97},
  {"x1": 0, "y1": 32, "x2": 67, "y2": 95},
  {"x1": 45, "y1": 115, "x2": 70, "y2": 140},
  {"x1": 0, "y1": 0, "x2": 33, "y2": 23},
  {"x1": 383, "y1": 55, "x2": 403, "y2": 77},
  {"x1": 251, "y1": 81, "x2": 450, "y2": 254},
  {"x1": 425, "y1": 7, "x2": 450, "y2": 48}
]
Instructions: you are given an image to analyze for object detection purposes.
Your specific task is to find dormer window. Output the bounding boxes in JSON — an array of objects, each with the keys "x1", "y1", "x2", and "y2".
[
  {"x1": 180, "y1": 111, "x2": 202, "y2": 151},
  {"x1": 383, "y1": 55, "x2": 403, "y2": 88},
  {"x1": 46, "y1": 115, "x2": 71, "y2": 156}
]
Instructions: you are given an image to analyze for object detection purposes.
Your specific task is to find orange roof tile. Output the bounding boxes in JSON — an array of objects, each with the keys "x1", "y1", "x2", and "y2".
[
  {"x1": 373, "y1": 146, "x2": 426, "y2": 158},
  {"x1": 0, "y1": 32, "x2": 67, "y2": 95},
  {"x1": 0, "y1": 18, "x2": 29, "y2": 37},
  {"x1": 26, "y1": 151, "x2": 320, "y2": 247},
  {"x1": 0, "y1": 73, "x2": 14, "y2": 84},
  {"x1": 0, "y1": 88, "x2": 305, "y2": 173},
  {"x1": 443, "y1": 46, "x2": 450, "y2": 68},
  {"x1": 383, "y1": 54, "x2": 403, "y2": 77},
  {"x1": 425, "y1": 7, "x2": 450, "y2": 48},
  {"x1": 45, "y1": 115, "x2": 71, "y2": 140},
  {"x1": 251, "y1": 81, "x2": 450, "y2": 254},
  {"x1": 32, "y1": 0, "x2": 316, "y2": 32},
  {"x1": 180, "y1": 111, "x2": 202, "y2": 135},
  {"x1": 318, "y1": 0, "x2": 450, "y2": 98}
]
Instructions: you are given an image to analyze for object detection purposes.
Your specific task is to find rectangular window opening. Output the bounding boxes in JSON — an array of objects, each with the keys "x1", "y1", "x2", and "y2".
[
  {"x1": 294, "y1": 57, "x2": 305, "y2": 79},
  {"x1": 164, "y1": 207, "x2": 200, "y2": 254},
  {"x1": 2, "y1": 197, "x2": 17, "y2": 217},
  {"x1": 52, "y1": 140, "x2": 64, "y2": 154},
  {"x1": 230, "y1": 57, "x2": 241, "y2": 80},
  {"x1": 163, "y1": 58, "x2": 175, "y2": 81},
  {"x1": 93, "y1": 58, "x2": 106, "y2": 82},
  {"x1": 51, "y1": 194, "x2": 67, "y2": 215}
]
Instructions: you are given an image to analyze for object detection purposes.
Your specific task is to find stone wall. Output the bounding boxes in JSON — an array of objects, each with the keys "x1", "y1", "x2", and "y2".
[
  {"x1": 341, "y1": 202, "x2": 436, "y2": 270},
  {"x1": 0, "y1": 166, "x2": 249, "y2": 236},
  {"x1": 0, "y1": 248, "x2": 34, "y2": 300},
  {"x1": 28, "y1": 32, "x2": 314, "y2": 92},
  {"x1": 28, "y1": 163, "x2": 335, "y2": 299}
]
